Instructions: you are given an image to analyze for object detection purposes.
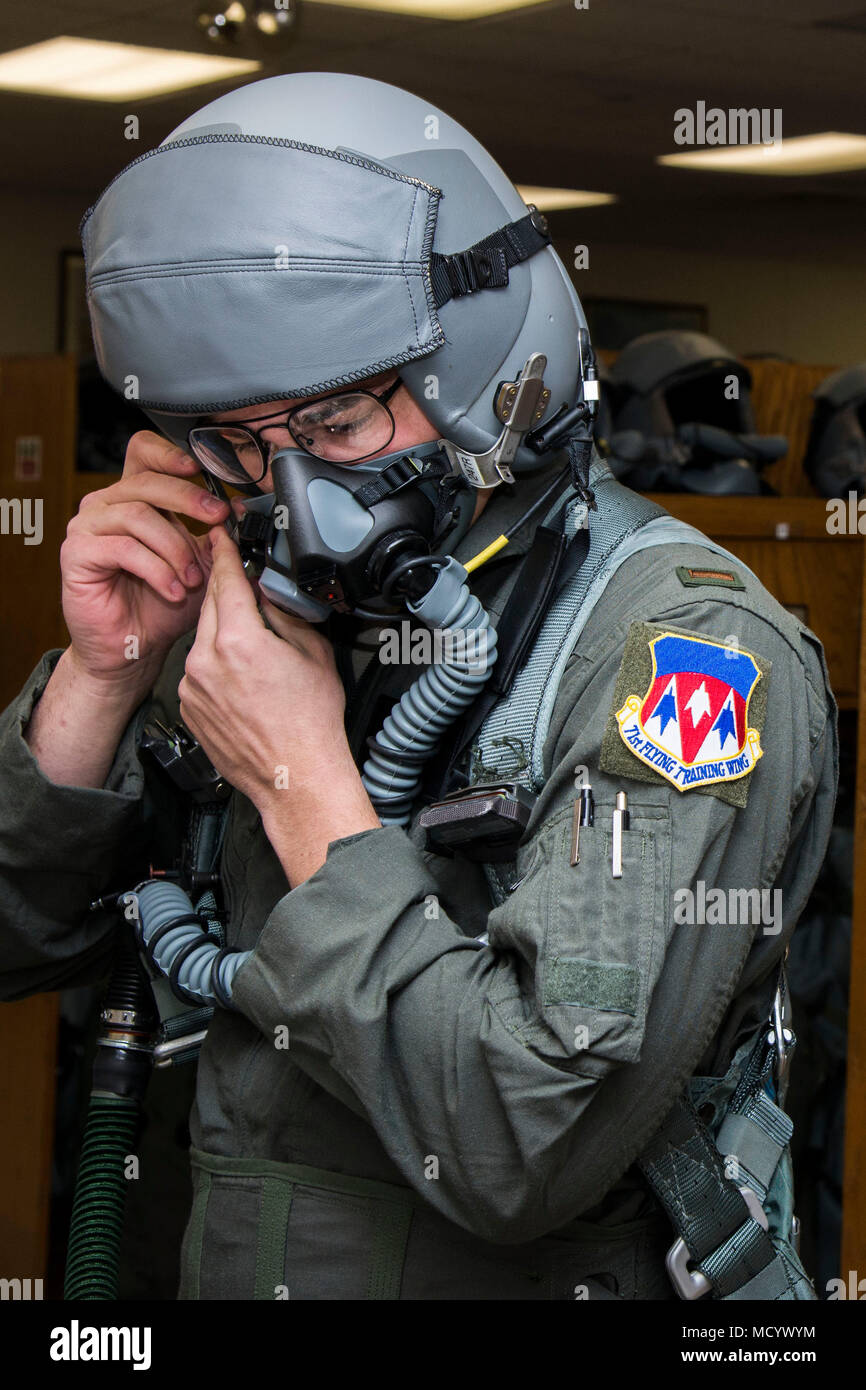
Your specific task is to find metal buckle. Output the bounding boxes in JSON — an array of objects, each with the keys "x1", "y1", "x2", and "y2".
[
  {"x1": 766, "y1": 979, "x2": 795, "y2": 1105},
  {"x1": 526, "y1": 203, "x2": 550, "y2": 237},
  {"x1": 444, "y1": 245, "x2": 508, "y2": 297},
  {"x1": 441, "y1": 352, "x2": 549, "y2": 488},
  {"x1": 153, "y1": 1029, "x2": 209, "y2": 1068},
  {"x1": 665, "y1": 1187, "x2": 769, "y2": 1300}
]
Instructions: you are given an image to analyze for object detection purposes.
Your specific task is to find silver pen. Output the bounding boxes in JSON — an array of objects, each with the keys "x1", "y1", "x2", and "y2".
[{"x1": 612, "y1": 791, "x2": 629, "y2": 878}]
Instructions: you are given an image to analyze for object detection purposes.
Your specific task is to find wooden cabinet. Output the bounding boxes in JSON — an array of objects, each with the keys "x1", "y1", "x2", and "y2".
[
  {"x1": 0, "y1": 356, "x2": 75, "y2": 706},
  {"x1": 0, "y1": 355, "x2": 75, "y2": 1277}
]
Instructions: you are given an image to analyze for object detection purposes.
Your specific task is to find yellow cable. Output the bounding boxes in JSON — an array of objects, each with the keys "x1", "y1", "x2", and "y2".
[{"x1": 463, "y1": 534, "x2": 509, "y2": 574}]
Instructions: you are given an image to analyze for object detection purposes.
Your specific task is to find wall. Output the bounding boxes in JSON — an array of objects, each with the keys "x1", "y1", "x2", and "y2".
[
  {"x1": 556, "y1": 238, "x2": 866, "y2": 367},
  {"x1": 0, "y1": 189, "x2": 90, "y2": 356}
]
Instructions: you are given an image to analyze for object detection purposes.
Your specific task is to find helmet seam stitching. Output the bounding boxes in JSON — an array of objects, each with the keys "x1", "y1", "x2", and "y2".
[{"x1": 79, "y1": 132, "x2": 442, "y2": 239}]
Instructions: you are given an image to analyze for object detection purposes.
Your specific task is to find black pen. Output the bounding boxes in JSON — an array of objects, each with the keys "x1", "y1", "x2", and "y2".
[{"x1": 570, "y1": 784, "x2": 594, "y2": 866}]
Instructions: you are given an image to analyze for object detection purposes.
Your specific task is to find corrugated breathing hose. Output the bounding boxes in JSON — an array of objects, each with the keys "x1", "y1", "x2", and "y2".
[
  {"x1": 64, "y1": 927, "x2": 156, "y2": 1300},
  {"x1": 361, "y1": 557, "x2": 498, "y2": 824}
]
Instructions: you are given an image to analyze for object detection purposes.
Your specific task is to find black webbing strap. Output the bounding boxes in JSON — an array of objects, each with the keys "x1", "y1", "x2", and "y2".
[
  {"x1": 423, "y1": 521, "x2": 578, "y2": 801},
  {"x1": 638, "y1": 1095, "x2": 779, "y2": 1299},
  {"x1": 430, "y1": 209, "x2": 551, "y2": 309},
  {"x1": 352, "y1": 453, "x2": 451, "y2": 509}
]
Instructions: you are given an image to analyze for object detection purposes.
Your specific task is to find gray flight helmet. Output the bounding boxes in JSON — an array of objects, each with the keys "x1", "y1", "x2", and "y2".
[
  {"x1": 81, "y1": 72, "x2": 587, "y2": 475},
  {"x1": 804, "y1": 363, "x2": 866, "y2": 497},
  {"x1": 609, "y1": 330, "x2": 753, "y2": 436}
]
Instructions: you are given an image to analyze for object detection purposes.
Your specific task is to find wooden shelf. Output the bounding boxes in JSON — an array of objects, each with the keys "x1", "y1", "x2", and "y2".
[{"x1": 644, "y1": 494, "x2": 846, "y2": 541}]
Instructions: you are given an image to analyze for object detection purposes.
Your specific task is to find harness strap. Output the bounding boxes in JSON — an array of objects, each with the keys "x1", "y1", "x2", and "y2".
[
  {"x1": 254, "y1": 1177, "x2": 295, "y2": 1301},
  {"x1": 424, "y1": 521, "x2": 574, "y2": 800},
  {"x1": 472, "y1": 458, "x2": 761, "y2": 796},
  {"x1": 717, "y1": 1094, "x2": 792, "y2": 1203},
  {"x1": 638, "y1": 1095, "x2": 779, "y2": 1299},
  {"x1": 430, "y1": 208, "x2": 551, "y2": 309},
  {"x1": 639, "y1": 971, "x2": 814, "y2": 1302}
]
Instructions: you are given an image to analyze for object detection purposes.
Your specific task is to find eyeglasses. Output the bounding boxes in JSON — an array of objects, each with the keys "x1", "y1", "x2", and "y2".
[{"x1": 187, "y1": 376, "x2": 404, "y2": 486}]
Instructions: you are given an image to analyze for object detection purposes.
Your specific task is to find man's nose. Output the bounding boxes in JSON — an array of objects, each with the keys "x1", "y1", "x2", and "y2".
[{"x1": 261, "y1": 427, "x2": 295, "y2": 459}]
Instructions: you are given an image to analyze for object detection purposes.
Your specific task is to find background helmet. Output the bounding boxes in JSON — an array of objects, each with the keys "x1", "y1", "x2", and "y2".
[
  {"x1": 81, "y1": 72, "x2": 588, "y2": 474},
  {"x1": 609, "y1": 330, "x2": 753, "y2": 437},
  {"x1": 804, "y1": 363, "x2": 866, "y2": 498},
  {"x1": 603, "y1": 330, "x2": 786, "y2": 494}
]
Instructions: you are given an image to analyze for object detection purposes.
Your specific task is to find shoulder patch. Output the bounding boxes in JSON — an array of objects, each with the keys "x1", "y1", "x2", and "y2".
[
  {"x1": 675, "y1": 564, "x2": 745, "y2": 590},
  {"x1": 599, "y1": 621, "x2": 770, "y2": 807}
]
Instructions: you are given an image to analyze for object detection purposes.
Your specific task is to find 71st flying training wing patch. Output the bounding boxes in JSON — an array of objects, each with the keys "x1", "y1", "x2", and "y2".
[{"x1": 599, "y1": 622, "x2": 770, "y2": 806}]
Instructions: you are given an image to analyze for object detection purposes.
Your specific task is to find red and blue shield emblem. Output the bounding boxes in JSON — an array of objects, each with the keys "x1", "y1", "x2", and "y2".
[{"x1": 615, "y1": 632, "x2": 764, "y2": 792}]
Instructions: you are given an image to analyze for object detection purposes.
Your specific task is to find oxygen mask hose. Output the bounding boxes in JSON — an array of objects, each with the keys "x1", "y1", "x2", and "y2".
[
  {"x1": 361, "y1": 557, "x2": 498, "y2": 824},
  {"x1": 64, "y1": 927, "x2": 157, "y2": 1301},
  {"x1": 131, "y1": 879, "x2": 248, "y2": 1008}
]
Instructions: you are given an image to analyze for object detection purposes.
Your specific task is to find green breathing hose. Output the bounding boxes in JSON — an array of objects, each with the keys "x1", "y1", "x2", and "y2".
[{"x1": 64, "y1": 1095, "x2": 141, "y2": 1300}]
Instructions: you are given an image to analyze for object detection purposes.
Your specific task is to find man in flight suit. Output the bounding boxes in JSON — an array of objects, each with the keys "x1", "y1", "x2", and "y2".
[{"x1": 0, "y1": 74, "x2": 837, "y2": 1299}]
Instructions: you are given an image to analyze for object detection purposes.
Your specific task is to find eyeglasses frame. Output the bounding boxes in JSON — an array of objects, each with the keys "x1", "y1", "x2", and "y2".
[{"x1": 187, "y1": 375, "x2": 405, "y2": 484}]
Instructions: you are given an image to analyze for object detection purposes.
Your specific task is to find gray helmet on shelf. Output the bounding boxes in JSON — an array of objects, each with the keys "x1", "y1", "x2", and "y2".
[
  {"x1": 604, "y1": 330, "x2": 786, "y2": 494},
  {"x1": 81, "y1": 71, "x2": 588, "y2": 477},
  {"x1": 609, "y1": 330, "x2": 754, "y2": 436},
  {"x1": 804, "y1": 363, "x2": 866, "y2": 497}
]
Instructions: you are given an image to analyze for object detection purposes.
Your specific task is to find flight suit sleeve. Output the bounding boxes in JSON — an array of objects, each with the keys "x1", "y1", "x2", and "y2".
[
  {"x1": 0, "y1": 649, "x2": 153, "y2": 999},
  {"x1": 229, "y1": 577, "x2": 835, "y2": 1245}
]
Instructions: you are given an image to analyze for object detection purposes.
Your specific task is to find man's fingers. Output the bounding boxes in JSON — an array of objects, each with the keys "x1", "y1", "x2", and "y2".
[
  {"x1": 122, "y1": 430, "x2": 201, "y2": 480},
  {"x1": 81, "y1": 469, "x2": 230, "y2": 534},
  {"x1": 208, "y1": 527, "x2": 263, "y2": 628},
  {"x1": 63, "y1": 533, "x2": 193, "y2": 604},
  {"x1": 260, "y1": 598, "x2": 314, "y2": 642},
  {"x1": 190, "y1": 571, "x2": 219, "y2": 655},
  {"x1": 69, "y1": 498, "x2": 205, "y2": 591},
  {"x1": 121, "y1": 470, "x2": 229, "y2": 524},
  {"x1": 260, "y1": 597, "x2": 333, "y2": 663}
]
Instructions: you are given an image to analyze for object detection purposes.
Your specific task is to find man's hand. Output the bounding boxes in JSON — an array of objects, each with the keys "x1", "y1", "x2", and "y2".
[
  {"x1": 179, "y1": 527, "x2": 380, "y2": 885},
  {"x1": 25, "y1": 433, "x2": 231, "y2": 790},
  {"x1": 61, "y1": 431, "x2": 230, "y2": 696}
]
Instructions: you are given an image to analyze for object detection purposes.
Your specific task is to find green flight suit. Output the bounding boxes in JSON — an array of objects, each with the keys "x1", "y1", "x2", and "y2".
[{"x1": 0, "y1": 458, "x2": 837, "y2": 1299}]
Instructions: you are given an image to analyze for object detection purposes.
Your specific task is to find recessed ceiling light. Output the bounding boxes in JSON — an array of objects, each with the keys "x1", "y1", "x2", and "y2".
[
  {"x1": 517, "y1": 186, "x2": 617, "y2": 211},
  {"x1": 658, "y1": 132, "x2": 866, "y2": 175},
  {"x1": 304, "y1": 0, "x2": 554, "y2": 16},
  {"x1": 0, "y1": 37, "x2": 261, "y2": 101}
]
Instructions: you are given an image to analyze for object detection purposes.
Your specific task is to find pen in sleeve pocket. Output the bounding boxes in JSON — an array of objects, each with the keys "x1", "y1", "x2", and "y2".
[{"x1": 612, "y1": 791, "x2": 629, "y2": 878}]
